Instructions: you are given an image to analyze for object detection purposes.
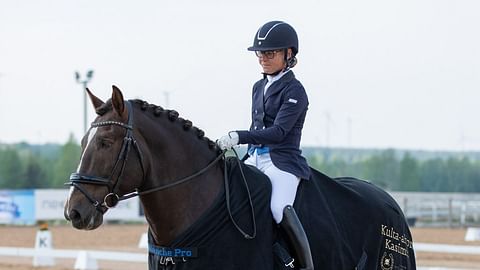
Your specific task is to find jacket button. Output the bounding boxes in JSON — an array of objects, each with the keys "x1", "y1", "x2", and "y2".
[
  {"x1": 254, "y1": 126, "x2": 258, "y2": 130},
  {"x1": 255, "y1": 110, "x2": 258, "y2": 114}
]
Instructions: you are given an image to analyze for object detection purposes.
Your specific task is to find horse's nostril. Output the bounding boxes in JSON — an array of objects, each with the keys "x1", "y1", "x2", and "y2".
[{"x1": 69, "y1": 209, "x2": 81, "y2": 222}]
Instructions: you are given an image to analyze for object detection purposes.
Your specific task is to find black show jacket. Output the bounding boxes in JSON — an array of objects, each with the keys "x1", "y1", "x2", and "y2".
[{"x1": 236, "y1": 71, "x2": 311, "y2": 180}]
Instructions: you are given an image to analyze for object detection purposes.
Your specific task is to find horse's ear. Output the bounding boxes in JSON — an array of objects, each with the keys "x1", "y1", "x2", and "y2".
[
  {"x1": 111, "y1": 85, "x2": 127, "y2": 121},
  {"x1": 86, "y1": 88, "x2": 105, "y2": 113}
]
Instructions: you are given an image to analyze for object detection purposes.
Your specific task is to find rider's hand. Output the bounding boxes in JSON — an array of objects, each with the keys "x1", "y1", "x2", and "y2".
[{"x1": 217, "y1": 131, "x2": 239, "y2": 150}]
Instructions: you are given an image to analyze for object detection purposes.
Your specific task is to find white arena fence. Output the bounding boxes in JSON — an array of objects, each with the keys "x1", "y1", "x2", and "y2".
[
  {"x1": 390, "y1": 192, "x2": 480, "y2": 227},
  {"x1": 0, "y1": 246, "x2": 147, "y2": 262},
  {"x1": 1, "y1": 242, "x2": 478, "y2": 257},
  {"x1": 0, "y1": 242, "x2": 479, "y2": 269}
]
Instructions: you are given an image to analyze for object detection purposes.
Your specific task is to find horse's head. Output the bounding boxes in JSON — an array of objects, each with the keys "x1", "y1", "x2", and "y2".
[{"x1": 64, "y1": 85, "x2": 145, "y2": 230}]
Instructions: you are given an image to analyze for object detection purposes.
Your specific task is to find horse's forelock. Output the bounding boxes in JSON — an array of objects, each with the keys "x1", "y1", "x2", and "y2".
[{"x1": 96, "y1": 100, "x2": 112, "y2": 116}]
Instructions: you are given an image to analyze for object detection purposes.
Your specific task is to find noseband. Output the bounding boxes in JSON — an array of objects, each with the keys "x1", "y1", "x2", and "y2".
[{"x1": 66, "y1": 100, "x2": 224, "y2": 214}]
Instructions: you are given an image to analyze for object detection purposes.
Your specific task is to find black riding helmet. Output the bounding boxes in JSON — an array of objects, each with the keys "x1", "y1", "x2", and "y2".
[
  {"x1": 248, "y1": 21, "x2": 298, "y2": 73},
  {"x1": 248, "y1": 21, "x2": 298, "y2": 56}
]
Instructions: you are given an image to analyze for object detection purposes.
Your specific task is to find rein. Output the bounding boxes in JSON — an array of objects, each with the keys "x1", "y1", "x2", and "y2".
[
  {"x1": 66, "y1": 100, "x2": 256, "y2": 240},
  {"x1": 224, "y1": 149, "x2": 257, "y2": 239},
  {"x1": 122, "y1": 151, "x2": 225, "y2": 199}
]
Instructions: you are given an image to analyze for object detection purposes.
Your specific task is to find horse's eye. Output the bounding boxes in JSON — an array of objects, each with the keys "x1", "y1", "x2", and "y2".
[{"x1": 97, "y1": 138, "x2": 113, "y2": 149}]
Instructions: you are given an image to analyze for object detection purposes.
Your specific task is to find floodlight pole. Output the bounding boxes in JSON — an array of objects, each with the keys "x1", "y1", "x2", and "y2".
[{"x1": 75, "y1": 70, "x2": 94, "y2": 134}]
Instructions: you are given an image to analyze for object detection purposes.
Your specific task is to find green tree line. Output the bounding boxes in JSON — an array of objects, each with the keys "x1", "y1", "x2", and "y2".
[
  {"x1": 0, "y1": 140, "x2": 479, "y2": 192},
  {"x1": 0, "y1": 135, "x2": 81, "y2": 189},
  {"x1": 308, "y1": 149, "x2": 480, "y2": 192}
]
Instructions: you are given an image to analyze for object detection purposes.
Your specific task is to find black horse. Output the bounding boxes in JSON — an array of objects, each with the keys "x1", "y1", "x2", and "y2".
[{"x1": 64, "y1": 86, "x2": 416, "y2": 269}]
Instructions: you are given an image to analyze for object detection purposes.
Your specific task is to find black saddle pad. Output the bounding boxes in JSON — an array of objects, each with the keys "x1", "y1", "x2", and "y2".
[
  {"x1": 294, "y1": 168, "x2": 416, "y2": 269},
  {"x1": 148, "y1": 157, "x2": 416, "y2": 269}
]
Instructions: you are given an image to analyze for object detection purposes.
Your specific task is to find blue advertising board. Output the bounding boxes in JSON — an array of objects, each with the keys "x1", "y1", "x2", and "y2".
[{"x1": 0, "y1": 189, "x2": 35, "y2": 224}]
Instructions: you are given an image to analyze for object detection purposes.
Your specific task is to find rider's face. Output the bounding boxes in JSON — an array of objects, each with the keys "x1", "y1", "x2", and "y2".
[{"x1": 256, "y1": 49, "x2": 291, "y2": 74}]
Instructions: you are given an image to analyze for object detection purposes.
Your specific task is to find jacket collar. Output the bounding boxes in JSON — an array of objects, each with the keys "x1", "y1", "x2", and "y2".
[{"x1": 264, "y1": 70, "x2": 295, "y2": 101}]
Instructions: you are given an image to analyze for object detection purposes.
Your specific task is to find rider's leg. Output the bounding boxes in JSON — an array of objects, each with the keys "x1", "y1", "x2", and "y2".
[
  {"x1": 263, "y1": 163, "x2": 300, "y2": 224},
  {"x1": 260, "y1": 156, "x2": 313, "y2": 270}
]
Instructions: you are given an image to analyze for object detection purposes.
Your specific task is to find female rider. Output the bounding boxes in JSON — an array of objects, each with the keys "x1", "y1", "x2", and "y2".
[{"x1": 217, "y1": 21, "x2": 314, "y2": 270}]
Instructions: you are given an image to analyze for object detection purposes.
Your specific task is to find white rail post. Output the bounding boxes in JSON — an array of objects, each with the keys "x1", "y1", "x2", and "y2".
[
  {"x1": 33, "y1": 223, "x2": 55, "y2": 267},
  {"x1": 74, "y1": 250, "x2": 98, "y2": 270}
]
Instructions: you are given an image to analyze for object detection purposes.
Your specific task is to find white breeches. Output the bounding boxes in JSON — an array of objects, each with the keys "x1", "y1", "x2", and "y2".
[{"x1": 245, "y1": 151, "x2": 300, "y2": 224}]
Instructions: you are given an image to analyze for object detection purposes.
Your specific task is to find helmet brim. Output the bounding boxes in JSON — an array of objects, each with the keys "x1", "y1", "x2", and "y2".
[{"x1": 247, "y1": 46, "x2": 286, "y2": 52}]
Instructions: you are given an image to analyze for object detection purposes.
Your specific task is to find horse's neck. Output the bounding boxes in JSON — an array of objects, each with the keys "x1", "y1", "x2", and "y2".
[{"x1": 138, "y1": 117, "x2": 223, "y2": 245}]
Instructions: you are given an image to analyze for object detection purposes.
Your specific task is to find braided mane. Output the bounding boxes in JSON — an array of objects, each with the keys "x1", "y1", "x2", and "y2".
[
  {"x1": 95, "y1": 99, "x2": 221, "y2": 153},
  {"x1": 131, "y1": 99, "x2": 221, "y2": 153}
]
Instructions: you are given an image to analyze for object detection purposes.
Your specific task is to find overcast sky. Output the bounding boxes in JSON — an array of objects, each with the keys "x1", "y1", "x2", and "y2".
[{"x1": 0, "y1": 0, "x2": 479, "y2": 151}]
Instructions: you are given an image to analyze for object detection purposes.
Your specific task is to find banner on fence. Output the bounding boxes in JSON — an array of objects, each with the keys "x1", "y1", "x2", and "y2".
[
  {"x1": 35, "y1": 189, "x2": 68, "y2": 220},
  {"x1": 0, "y1": 189, "x2": 142, "y2": 224},
  {"x1": 0, "y1": 190, "x2": 35, "y2": 224},
  {"x1": 36, "y1": 189, "x2": 142, "y2": 221}
]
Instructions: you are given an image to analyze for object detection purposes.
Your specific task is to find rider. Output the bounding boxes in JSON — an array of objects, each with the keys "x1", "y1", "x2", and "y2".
[{"x1": 217, "y1": 21, "x2": 314, "y2": 270}]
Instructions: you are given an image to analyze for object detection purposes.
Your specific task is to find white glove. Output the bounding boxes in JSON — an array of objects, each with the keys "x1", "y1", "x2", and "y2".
[{"x1": 217, "y1": 131, "x2": 239, "y2": 150}]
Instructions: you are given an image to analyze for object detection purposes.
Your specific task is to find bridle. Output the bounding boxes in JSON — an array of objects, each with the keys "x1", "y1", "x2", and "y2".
[
  {"x1": 66, "y1": 99, "x2": 255, "y2": 240},
  {"x1": 67, "y1": 101, "x2": 144, "y2": 213},
  {"x1": 66, "y1": 100, "x2": 224, "y2": 213}
]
